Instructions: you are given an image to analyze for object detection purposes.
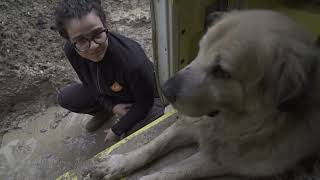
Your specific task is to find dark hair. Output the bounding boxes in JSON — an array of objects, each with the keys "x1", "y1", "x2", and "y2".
[{"x1": 54, "y1": 0, "x2": 106, "y2": 39}]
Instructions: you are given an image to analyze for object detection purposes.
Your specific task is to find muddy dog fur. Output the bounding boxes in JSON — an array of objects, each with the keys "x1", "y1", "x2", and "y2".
[{"x1": 83, "y1": 10, "x2": 320, "y2": 180}]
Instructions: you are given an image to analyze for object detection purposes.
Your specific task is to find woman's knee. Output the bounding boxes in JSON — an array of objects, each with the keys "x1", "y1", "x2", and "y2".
[
  {"x1": 56, "y1": 89, "x2": 69, "y2": 109},
  {"x1": 56, "y1": 83, "x2": 98, "y2": 113}
]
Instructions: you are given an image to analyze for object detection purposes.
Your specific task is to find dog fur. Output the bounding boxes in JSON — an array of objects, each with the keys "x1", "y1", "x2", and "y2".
[{"x1": 84, "y1": 10, "x2": 320, "y2": 180}]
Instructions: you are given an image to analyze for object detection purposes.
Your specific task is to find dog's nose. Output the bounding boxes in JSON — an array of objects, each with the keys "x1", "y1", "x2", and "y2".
[{"x1": 161, "y1": 77, "x2": 180, "y2": 103}]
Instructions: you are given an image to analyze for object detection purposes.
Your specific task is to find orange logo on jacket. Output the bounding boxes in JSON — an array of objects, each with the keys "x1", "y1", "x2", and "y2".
[{"x1": 111, "y1": 82, "x2": 123, "y2": 92}]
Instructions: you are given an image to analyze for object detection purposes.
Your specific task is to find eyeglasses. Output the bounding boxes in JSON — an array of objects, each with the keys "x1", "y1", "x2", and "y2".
[{"x1": 72, "y1": 28, "x2": 108, "y2": 52}]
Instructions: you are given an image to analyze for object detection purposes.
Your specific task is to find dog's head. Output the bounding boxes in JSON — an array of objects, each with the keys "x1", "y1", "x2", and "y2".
[{"x1": 162, "y1": 10, "x2": 319, "y2": 117}]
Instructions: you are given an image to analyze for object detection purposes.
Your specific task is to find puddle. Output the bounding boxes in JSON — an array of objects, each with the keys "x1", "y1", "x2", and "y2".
[{"x1": 0, "y1": 106, "x2": 115, "y2": 180}]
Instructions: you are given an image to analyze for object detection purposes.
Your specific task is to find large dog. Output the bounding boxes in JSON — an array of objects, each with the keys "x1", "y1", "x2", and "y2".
[{"x1": 84, "y1": 10, "x2": 320, "y2": 179}]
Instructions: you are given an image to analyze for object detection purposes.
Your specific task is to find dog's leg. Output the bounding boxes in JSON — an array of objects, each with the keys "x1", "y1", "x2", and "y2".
[
  {"x1": 139, "y1": 152, "x2": 228, "y2": 180},
  {"x1": 83, "y1": 120, "x2": 198, "y2": 180}
]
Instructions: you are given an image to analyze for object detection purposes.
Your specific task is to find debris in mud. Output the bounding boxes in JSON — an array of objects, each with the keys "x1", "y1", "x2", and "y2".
[
  {"x1": 55, "y1": 109, "x2": 71, "y2": 120},
  {"x1": 49, "y1": 119, "x2": 61, "y2": 129},
  {"x1": 40, "y1": 129, "x2": 48, "y2": 133},
  {"x1": 0, "y1": 126, "x2": 21, "y2": 134}
]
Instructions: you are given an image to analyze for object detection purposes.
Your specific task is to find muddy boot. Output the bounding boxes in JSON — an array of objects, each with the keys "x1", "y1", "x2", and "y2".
[{"x1": 86, "y1": 111, "x2": 113, "y2": 132}]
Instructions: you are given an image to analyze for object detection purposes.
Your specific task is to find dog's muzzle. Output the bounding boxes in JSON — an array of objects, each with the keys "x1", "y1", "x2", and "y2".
[
  {"x1": 207, "y1": 110, "x2": 220, "y2": 117},
  {"x1": 161, "y1": 75, "x2": 182, "y2": 103}
]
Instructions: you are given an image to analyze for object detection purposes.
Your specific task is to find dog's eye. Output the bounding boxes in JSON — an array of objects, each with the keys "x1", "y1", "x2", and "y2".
[{"x1": 211, "y1": 65, "x2": 231, "y2": 79}]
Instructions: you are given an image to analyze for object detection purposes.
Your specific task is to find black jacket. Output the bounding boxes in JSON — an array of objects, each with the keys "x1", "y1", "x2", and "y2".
[{"x1": 64, "y1": 32, "x2": 159, "y2": 136}]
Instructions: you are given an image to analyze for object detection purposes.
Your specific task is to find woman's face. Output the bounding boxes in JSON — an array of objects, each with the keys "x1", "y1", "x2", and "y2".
[{"x1": 65, "y1": 11, "x2": 108, "y2": 62}]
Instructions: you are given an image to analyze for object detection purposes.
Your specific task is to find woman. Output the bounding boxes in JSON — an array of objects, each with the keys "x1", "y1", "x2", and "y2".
[{"x1": 54, "y1": 0, "x2": 164, "y2": 144}]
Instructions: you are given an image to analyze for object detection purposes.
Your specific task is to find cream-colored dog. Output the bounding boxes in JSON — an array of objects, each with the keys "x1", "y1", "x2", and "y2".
[{"x1": 84, "y1": 10, "x2": 320, "y2": 179}]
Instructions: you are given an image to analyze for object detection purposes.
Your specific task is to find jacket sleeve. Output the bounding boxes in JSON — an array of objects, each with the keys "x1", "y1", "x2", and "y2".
[{"x1": 111, "y1": 64, "x2": 155, "y2": 136}]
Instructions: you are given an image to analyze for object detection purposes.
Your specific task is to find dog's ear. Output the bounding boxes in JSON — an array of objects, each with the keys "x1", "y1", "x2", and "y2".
[
  {"x1": 271, "y1": 56, "x2": 307, "y2": 112},
  {"x1": 268, "y1": 44, "x2": 317, "y2": 112},
  {"x1": 316, "y1": 35, "x2": 320, "y2": 48}
]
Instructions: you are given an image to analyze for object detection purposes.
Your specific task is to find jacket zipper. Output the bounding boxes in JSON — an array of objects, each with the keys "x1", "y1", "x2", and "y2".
[{"x1": 96, "y1": 65, "x2": 102, "y2": 94}]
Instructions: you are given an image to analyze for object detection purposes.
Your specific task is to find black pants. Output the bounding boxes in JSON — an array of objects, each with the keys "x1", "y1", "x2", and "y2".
[{"x1": 57, "y1": 83, "x2": 164, "y2": 135}]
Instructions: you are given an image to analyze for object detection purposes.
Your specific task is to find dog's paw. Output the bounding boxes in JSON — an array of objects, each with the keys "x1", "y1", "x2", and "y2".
[
  {"x1": 139, "y1": 175, "x2": 155, "y2": 180},
  {"x1": 81, "y1": 154, "x2": 127, "y2": 180},
  {"x1": 140, "y1": 173, "x2": 163, "y2": 180}
]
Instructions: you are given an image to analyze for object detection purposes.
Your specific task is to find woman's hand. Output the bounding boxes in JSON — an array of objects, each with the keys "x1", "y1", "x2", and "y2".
[
  {"x1": 104, "y1": 128, "x2": 120, "y2": 144},
  {"x1": 112, "y1": 103, "x2": 132, "y2": 118}
]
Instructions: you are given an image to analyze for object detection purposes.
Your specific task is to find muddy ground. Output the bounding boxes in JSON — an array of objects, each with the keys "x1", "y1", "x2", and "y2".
[{"x1": 1, "y1": 0, "x2": 320, "y2": 179}]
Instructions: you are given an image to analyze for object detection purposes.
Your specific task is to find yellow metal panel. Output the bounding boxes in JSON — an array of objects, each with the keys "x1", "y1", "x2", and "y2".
[
  {"x1": 275, "y1": 8, "x2": 320, "y2": 37},
  {"x1": 173, "y1": 0, "x2": 218, "y2": 70},
  {"x1": 170, "y1": 0, "x2": 320, "y2": 72},
  {"x1": 56, "y1": 172, "x2": 77, "y2": 180},
  {"x1": 244, "y1": 0, "x2": 320, "y2": 37}
]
